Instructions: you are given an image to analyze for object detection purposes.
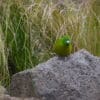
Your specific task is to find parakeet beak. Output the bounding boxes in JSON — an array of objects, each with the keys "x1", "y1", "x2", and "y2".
[{"x1": 65, "y1": 40, "x2": 71, "y2": 46}]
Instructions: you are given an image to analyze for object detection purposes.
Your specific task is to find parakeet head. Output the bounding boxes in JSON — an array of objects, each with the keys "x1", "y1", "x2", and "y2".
[{"x1": 62, "y1": 35, "x2": 71, "y2": 46}]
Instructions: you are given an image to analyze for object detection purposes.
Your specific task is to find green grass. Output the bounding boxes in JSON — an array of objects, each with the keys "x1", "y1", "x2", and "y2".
[{"x1": 0, "y1": 0, "x2": 100, "y2": 87}]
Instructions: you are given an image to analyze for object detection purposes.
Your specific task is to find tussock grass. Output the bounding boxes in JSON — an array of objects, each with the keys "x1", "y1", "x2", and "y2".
[{"x1": 0, "y1": 0, "x2": 100, "y2": 86}]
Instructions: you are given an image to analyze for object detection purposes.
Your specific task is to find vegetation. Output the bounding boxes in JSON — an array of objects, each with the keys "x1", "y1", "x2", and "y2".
[{"x1": 0, "y1": 0, "x2": 100, "y2": 87}]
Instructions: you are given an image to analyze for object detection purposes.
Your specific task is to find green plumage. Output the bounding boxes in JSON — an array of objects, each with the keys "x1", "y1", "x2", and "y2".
[{"x1": 53, "y1": 35, "x2": 72, "y2": 56}]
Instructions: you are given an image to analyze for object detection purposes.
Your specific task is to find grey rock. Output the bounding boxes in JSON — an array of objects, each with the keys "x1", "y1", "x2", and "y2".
[
  {"x1": 9, "y1": 49, "x2": 100, "y2": 100},
  {"x1": 0, "y1": 94, "x2": 41, "y2": 100},
  {"x1": 0, "y1": 86, "x2": 7, "y2": 94}
]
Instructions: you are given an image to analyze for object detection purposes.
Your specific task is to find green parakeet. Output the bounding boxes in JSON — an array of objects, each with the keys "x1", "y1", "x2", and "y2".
[{"x1": 53, "y1": 35, "x2": 72, "y2": 56}]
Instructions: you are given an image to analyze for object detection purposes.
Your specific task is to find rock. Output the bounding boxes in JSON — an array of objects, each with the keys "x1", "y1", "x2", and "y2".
[
  {"x1": 9, "y1": 49, "x2": 100, "y2": 100},
  {"x1": 0, "y1": 86, "x2": 7, "y2": 95},
  {"x1": 0, "y1": 94, "x2": 41, "y2": 100},
  {"x1": 0, "y1": 86, "x2": 40, "y2": 100}
]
